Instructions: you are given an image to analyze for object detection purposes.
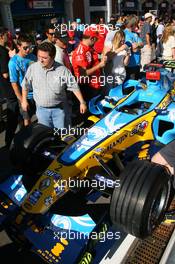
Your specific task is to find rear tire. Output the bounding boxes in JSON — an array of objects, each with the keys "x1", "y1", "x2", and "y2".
[{"x1": 110, "y1": 160, "x2": 172, "y2": 238}]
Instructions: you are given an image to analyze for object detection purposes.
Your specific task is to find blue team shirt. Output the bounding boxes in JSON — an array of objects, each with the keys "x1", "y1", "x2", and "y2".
[
  {"x1": 8, "y1": 53, "x2": 36, "y2": 99},
  {"x1": 124, "y1": 29, "x2": 142, "y2": 67}
]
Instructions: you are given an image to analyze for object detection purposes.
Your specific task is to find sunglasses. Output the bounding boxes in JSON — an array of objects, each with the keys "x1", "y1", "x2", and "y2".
[
  {"x1": 23, "y1": 45, "x2": 32, "y2": 50},
  {"x1": 90, "y1": 37, "x2": 97, "y2": 41},
  {"x1": 48, "y1": 32, "x2": 55, "y2": 36}
]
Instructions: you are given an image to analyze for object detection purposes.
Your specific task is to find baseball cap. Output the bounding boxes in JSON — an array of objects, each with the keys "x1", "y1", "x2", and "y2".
[
  {"x1": 15, "y1": 28, "x2": 21, "y2": 34},
  {"x1": 83, "y1": 27, "x2": 99, "y2": 38},
  {"x1": 36, "y1": 33, "x2": 42, "y2": 40},
  {"x1": 54, "y1": 30, "x2": 68, "y2": 44},
  {"x1": 144, "y1": 13, "x2": 153, "y2": 19}
]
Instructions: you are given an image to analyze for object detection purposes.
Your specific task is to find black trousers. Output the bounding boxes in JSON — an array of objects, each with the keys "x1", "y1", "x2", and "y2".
[
  {"x1": 5, "y1": 98, "x2": 20, "y2": 147},
  {"x1": 125, "y1": 66, "x2": 141, "y2": 81}
]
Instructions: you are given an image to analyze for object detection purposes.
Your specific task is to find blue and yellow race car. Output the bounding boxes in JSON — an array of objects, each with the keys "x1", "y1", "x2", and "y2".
[{"x1": 0, "y1": 62, "x2": 175, "y2": 263}]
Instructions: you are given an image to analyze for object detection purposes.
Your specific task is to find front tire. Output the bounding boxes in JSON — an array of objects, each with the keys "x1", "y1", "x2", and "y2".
[
  {"x1": 10, "y1": 123, "x2": 66, "y2": 190},
  {"x1": 110, "y1": 160, "x2": 172, "y2": 238}
]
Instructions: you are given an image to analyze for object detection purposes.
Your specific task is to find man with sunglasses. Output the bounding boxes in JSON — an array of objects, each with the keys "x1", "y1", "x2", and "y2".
[
  {"x1": 8, "y1": 34, "x2": 36, "y2": 126},
  {"x1": 54, "y1": 30, "x2": 72, "y2": 71},
  {"x1": 42, "y1": 24, "x2": 56, "y2": 44}
]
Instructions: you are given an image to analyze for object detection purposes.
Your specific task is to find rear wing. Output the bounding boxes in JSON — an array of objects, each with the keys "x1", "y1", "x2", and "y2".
[
  {"x1": 163, "y1": 60, "x2": 175, "y2": 69},
  {"x1": 145, "y1": 60, "x2": 175, "y2": 71},
  {"x1": 144, "y1": 61, "x2": 175, "y2": 79}
]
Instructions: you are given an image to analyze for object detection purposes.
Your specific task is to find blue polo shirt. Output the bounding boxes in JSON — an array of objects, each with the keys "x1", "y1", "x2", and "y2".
[
  {"x1": 8, "y1": 53, "x2": 36, "y2": 99},
  {"x1": 124, "y1": 29, "x2": 142, "y2": 67}
]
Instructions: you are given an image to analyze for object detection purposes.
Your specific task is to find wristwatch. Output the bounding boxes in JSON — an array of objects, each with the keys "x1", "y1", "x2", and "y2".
[{"x1": 80, "y1": 101, "x2": 86, "y2": 105}]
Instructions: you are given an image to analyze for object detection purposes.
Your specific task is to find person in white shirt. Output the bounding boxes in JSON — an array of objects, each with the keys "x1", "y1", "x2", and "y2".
[
  {"x1": 103, "y1": 20, "x2": 119, "y2": 54},
  {"x1": 156, "y1": 18, "x2": 165, "y2": 44},
  {"x1": 104, "y1": 30, "x2": 130, "y2": 91},
  {"x1": 54, "y1": 31, "x2": 72, "y2": 70},
  {"x1": 162, "y1": 24, "x2": 175, "y2": 61}
]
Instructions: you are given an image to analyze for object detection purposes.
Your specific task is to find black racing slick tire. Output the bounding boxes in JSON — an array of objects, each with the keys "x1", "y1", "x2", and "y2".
[
  {"x1": 10, "y1": 123, "x2": 66, "y2": 176},
  {"x1": 110, "y1": 160, "x2": 172, "y2": 239}
]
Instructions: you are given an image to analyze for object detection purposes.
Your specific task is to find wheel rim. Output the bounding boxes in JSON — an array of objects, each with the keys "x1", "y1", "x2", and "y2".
[
  {"x1": 33, "y1": 137, "x2": 66, "y2": 159},
  {"x1": 23, "y1": 138, "x2": 67, "y2": 191},
  {"x1": 24, "y1": 138, "x2": 66, "y2": 174},
  {"x1": 148, "y1": 181, "x2": 170, "y2": 232},
  {"x1": 27, "y1": 137, "x2": 66, "y2": 172}
]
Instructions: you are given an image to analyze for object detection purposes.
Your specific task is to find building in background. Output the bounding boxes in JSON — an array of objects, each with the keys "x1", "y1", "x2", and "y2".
[
  {"x1": 119, "y1": 0, "x2": 173, "y2": 17},
  {"x1": 0, "y1": 0, "x2": 175, "y2": 33},
  {"x1": 0, "y1": 0, "x2": 65, "y2": 32},
  {"x1": 0, "y1": 0, "x2": 14, "y2": 32},
  {"x1": 11, "y1": 0, "x2": 64, "y2": 33},
  {"x1": 66, "y1": 0, "x2": 175, "y2": 23},
  {"x1": 65, "y1": 0, "x2": 116, "y2": 24}
]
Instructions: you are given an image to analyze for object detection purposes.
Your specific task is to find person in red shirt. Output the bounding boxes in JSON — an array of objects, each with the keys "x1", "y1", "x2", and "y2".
[
  {"x1": 72, "y1": 27, "x2": 107, "y2": 103},
  {"x1": 94, "y1": 21, "x2": 108, "y2": 55}
]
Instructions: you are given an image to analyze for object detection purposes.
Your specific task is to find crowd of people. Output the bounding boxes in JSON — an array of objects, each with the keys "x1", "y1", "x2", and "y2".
[{"x1": 0, "y1": 13, "x2": 175, "y2": 148}]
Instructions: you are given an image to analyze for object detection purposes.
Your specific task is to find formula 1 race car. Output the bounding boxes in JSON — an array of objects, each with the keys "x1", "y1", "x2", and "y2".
[{"x1": 0, "y1": 62, "x2": 175, "y2": 263}]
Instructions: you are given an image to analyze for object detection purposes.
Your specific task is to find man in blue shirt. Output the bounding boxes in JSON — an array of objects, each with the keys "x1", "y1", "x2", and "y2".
[
  {"x1": 8, "y1": 34, "x2": 36, "y2": 126},
  {"x1": 124, "y1": 15, "x2": 143, "y2": 80}
]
